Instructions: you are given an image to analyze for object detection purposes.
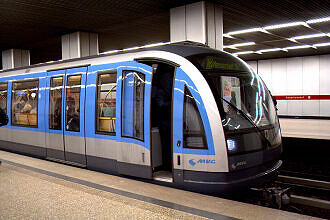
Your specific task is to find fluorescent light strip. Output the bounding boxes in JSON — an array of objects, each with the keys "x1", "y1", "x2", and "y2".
[
  {"x1": 283, "y1": 45, "x2": 312, "y2": 50},
  {"x1": 264, "y1": 21, "x2": 307, "y2": 30},
  {"x1": 307, "y1": 16, "x2": 330, "y2": 24},
  {"x1": 234, "y1": 42, "x2": 330, "y2": 56},
  {"x1": 227, "y1": 28, "x2": 264, "y2": 35},
  {"x1": 257, "y1": 48, "x2": 283, "y2": 53},
  {"x1": 233, "y1": 51, "x2": 254, "y2": 55},
  {"x1": 225, "y1": 16, "x2": 330, "y2": 37},
  {"x1": 290, "y1": 33, "x2": 327, "y2": 40},
  {"x1": 313, "y1": 42, "x2": 330, "y2": 47},
  {"x1": 223, "y1": 34, "x2": 233, "y2": 38},
  {"x1": 224, "y1": 42, "x2": 255, "y2": 48}
]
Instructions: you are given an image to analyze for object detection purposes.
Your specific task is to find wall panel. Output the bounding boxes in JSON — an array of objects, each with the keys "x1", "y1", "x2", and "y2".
[
  {"x1": 302, "y1": 100, "x2": 320, "y2": 116},
  {"x1": 277, "y1": 100, "x2": 288, "y2": 115},
  {"x1": 320, "y1": 100, "x2": 330, "y2": 117},
  {"x1": 302, "y1": 56, "x2": 319, "y2": 95},
  {"x1": 320, "y1": 54, "x2": 330, "y2": 95},
  {"x1": 286, "y1": 57, "x2": 303, "y2": 95},
  {"x1": 271, "y1": 59, "x2": 287, "y2": 95},
  {"x1": 288, "y1": 100, "x2": 303, "y2": 116},
  {"x1": 254, "y1": 55, "x2": 329, "y2": 117},
  {"x1": 258, "y1": 60, "x2": 272, "y2": 90}
]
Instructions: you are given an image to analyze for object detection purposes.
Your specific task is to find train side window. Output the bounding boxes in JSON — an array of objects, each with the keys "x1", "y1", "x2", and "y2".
[
  {"x1": 0, "y1": 82, "x2": 8, "y2": 114},
  {"x1": 49, "y1": 77, "x2": 63, "y2": 130},
  {"x1": 121, "y1": 70, "x2": 145, "y2": 140},
  {"x1": 11, "y1": 79, "x2": 39, "y2": 127},
  {"x1": 96, "y1": 71, "x2": 117, "y2": 134},
  {"x1": 65, "y1": 75, "x2": 81, "y2": 132},
  {"x1": 183, "y1": 86, "x2": 208, "y2": 149}
]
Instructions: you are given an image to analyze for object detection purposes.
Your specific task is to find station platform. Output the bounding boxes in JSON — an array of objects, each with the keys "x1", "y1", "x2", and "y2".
[
  {"x1": 0, "y1": 150, "x2": 317, "y2": 219},
  {"x1": 279, "y1": 118, "x2": 330, "y2": 140}
]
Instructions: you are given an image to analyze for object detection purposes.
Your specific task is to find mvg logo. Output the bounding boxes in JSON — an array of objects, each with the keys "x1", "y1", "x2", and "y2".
[{"x1": 189, "y1": 159, "x2": 216, "y2": 166}]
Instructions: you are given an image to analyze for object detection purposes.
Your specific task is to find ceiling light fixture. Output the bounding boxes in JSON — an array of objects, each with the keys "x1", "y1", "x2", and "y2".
[
  {"x1": 290, "y1": 33, "x2": 326, "y2": 40},
  {"x1": 225, "y1": 16, "x2": 330, "y2": 37},
  {"x1": 288, "y1": 38, "x2": 298, "y2": 43},
  {"x1": 283, "y1": 45, "x2": 312, "y2": 50},
  {"x1": 232, "y1": 42, "x2": 324, "y2": 56},
  {"x1": 226, "y1": 28, "x2": 264, "y2": 36},
  {"x1": 223, "y1": 34, "x2": 234, "y2": 38},
  {"x1": 307, "y1": 16, "x2": 330, "y2": 24},
  {"x1": 233, "y1": 51, "x2": 254, "y2": 55},
  {"x1": 224, "y1": 42, "x2": 256, "y2": 48},
  {"x1": 257, "y1": 48, "x2": 283, "y2": 53},
  {"x1": 264, "y1": 21, "x2": 307, "y2": 30},
  {"x1": 313, "y1": 42, "x2": 330, "y2": 47}
]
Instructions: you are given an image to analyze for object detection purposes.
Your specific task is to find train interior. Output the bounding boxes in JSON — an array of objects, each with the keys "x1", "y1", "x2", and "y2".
[{"x1": 149, "y1": 62, "x2": 175, "y2": 182}]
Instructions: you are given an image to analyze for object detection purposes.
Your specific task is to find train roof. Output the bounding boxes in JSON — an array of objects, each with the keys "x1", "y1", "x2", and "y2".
[
  {"x1": 141, "y1": 42, "x2": 221, "y2": 57},
  {"x1": 139, "y1": 42, "x2": 238, "y2": 62},
  {"x1": 0, "y1": 41, "x2": 239, "y2": 74}
]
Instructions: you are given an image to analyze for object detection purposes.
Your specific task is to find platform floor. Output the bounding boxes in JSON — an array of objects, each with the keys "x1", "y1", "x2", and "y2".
[
  {"x1": 279, "y1": 118, "x2": 330, "y2": 140},
  {"x1": 0, "y1": 150, "x2": 318, "y2": 219}
]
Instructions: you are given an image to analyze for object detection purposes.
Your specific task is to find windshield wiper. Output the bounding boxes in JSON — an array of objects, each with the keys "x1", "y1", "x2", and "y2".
[{"x1": 221, "y1": 97, "x2": 272, "y2": 148}]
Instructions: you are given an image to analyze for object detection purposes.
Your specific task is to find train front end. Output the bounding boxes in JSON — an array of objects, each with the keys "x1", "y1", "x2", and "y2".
[{"x1": 185, "y1": 51, "x2": 282, "y2": 193}]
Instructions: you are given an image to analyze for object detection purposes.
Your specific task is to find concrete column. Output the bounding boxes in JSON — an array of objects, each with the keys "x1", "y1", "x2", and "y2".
[
  {"x1": 170, "y1": 1, "x2": 223, "y2": 50},
  {"x1": 61, "y1": 31, "x2": 99, "y2": 60},
  {"x1": 1, "y1": 49, "x2": 30, "y2": 70}
]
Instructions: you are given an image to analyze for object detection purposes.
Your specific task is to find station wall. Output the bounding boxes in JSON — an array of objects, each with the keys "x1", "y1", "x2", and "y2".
[{"x1": 247, "y1": 54, "x2": 330, "y2": 117}]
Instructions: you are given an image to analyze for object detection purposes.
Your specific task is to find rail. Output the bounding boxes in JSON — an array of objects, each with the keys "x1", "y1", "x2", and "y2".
[
  {"x1": 276, "y1": 174, "x2": 330, "y2": 211},
  {"x1": 277, "y1": 175, "x2": 330, "y2": 190}
]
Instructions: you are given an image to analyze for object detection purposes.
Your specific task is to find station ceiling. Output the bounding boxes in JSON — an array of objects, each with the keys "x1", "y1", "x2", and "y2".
[{"x1": 1, "y1": 0, "x2": 330, "y2": 66}]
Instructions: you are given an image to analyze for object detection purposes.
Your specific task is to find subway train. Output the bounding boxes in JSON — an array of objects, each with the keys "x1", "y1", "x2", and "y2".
[{"x1": 0, "y1": 42, "x2": 282, "y2": 194}]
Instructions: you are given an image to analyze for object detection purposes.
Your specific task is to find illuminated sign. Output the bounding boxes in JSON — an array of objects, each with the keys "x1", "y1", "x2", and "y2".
[{"x1": 204, "y1": 57, "x2": 242, "y2": 71}]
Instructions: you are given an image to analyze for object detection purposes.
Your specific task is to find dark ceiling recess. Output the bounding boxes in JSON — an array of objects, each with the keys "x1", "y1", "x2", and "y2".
[{"x1": 0, "y1": 0, "x2": 329, "y2": 66}]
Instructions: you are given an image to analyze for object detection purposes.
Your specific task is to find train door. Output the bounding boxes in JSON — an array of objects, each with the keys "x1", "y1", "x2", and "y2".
[
  {"x1": 45, "y1": 66, "x2": 88, "y2": 165},
  {"x1": 149, "y1": 63, "x2": 175, "y2": 182},
  {"x1": 45, "y1": 69, "x2": 66, "y2": 160},
  {"x1": 172, "y1": 68, "x2": 209, "y2": 184},
  {"x1": 117, "y1": 64, "x2": 153, "y2": 179}
]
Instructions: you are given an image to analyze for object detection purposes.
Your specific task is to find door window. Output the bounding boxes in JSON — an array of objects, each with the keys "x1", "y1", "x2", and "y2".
[
  {"x1": 11, "y1": 79, "x2": 39, "y2": 127},
  {"x1": 0, "y1": 82, "x2": 8, "y2": 113},
  {"x1": 121, "y1": 70, "x2": 145, "y2": 140},
  {"x1": 96, "y1": 71, "x2": 117, "y2": 134},
  {"x1": 65, "y1": 75, "x2": 81, "y2": 132},
  {"x1": 183, "y1": 86, "x2": 207, "y2": 149},
  {"x1": 49, "y1": 77, "x2": 63, "y2": 130}
]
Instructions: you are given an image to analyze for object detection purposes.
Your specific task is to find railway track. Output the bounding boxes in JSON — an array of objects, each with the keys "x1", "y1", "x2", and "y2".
[
  {"x1": 276, "y1": 175, "x2": 330, "y2": 210},
  {"x1": 244, "y1": 174, "x2": 330, "y2": 218},
  {"x1": 273, "y1": 174, "x2": 330, "y2": 218},
  {"x1": 280, "y1": 169, "x2": 330, "y2": 182},
  {"x1": 277, "y1": 175, "x2": 330, "y2": 191}
]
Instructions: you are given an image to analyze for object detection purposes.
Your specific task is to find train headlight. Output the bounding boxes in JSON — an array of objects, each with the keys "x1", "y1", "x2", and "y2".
[{"x1": 226, "y1": 139, "x2": 237, "y2": 153}]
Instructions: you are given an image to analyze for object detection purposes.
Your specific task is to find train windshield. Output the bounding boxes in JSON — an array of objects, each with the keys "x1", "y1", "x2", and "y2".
[
  {"x1": 207, "y1": 73, "x2": 276, "y2": 129},
  {"x1": 187, "y1": 53, "x2": 281, "y2": 155}
]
